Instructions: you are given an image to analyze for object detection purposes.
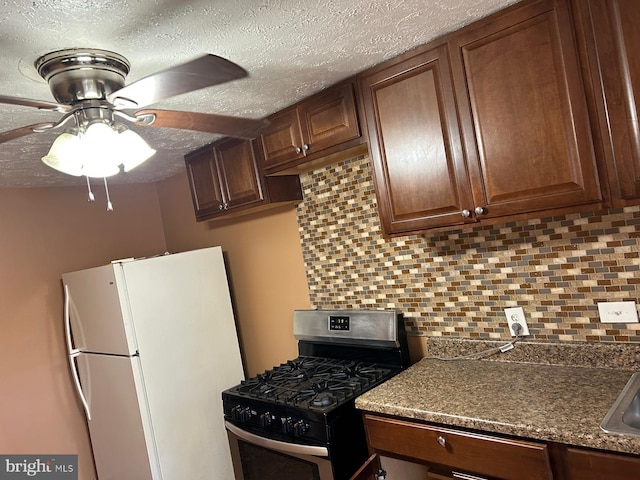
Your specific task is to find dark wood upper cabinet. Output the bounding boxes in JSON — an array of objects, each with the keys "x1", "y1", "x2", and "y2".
[
  {"x1": 573, "y1": 0, "x2": 640, "y2": 206},
  {"x1": 450, "y1": 0, "x2": 602, "y2": 220},
  {"x1": 185, "y1": 138, "x2": 302, "y2": 222},
  {"x1": 259, "y1": 79, "x2": 365, "y2": 175},
  {"x1": 359, "y1": 44, "x2": 475, "y2": 234},
  {"x1": 360, "y1": 0, "x2": 605, "y2": 236}
]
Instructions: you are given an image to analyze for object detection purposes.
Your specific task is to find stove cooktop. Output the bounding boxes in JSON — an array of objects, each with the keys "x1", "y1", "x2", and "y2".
[{"x1": 226, "y1": 356, "x2": 397, "y2": 412}]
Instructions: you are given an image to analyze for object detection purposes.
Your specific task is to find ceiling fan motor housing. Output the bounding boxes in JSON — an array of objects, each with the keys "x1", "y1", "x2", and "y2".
[{"x1": 36, "y1": 48, "x2": 130, "y2": 105}]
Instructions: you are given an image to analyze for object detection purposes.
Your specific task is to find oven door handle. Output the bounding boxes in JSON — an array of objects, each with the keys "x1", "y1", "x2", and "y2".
[{"x1": 225, "y1": 421, "x2": 329, "y2": 457}]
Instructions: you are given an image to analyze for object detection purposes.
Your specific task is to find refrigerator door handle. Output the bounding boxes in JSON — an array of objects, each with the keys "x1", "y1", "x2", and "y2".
[{"x1": 65, "y1": 284, "x2": 91, "y2": 420}]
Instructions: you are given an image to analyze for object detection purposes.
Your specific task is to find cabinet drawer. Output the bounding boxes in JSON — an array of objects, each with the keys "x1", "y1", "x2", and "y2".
[
  {"x1": 564, "y1": 447, "x2": 640, "y2": 480},
  {"x1": 364, "y1": 414, "x2": 552, "y2": 480}
]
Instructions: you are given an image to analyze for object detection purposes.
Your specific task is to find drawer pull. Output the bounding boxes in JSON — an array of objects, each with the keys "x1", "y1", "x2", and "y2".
[
  {"x1": 437, "y1": 435, "x2": 447, "y2": 447},
  {"x1": 452, "y1": 472, "x2": 488, "y2": 480}
]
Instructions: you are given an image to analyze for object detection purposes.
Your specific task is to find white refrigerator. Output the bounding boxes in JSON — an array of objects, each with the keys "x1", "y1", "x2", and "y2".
[{"x1": 62, "y1": 246, "x2": 244, "y2": 480}]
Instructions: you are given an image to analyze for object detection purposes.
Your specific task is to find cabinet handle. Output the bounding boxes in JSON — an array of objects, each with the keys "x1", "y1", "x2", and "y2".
[
  {"x1": 303, "y1": 144, "x2": 310, "y2": 151},
  {"x1": 219, "y1": 204, "x2": 224, "y2": 210},
  {"x1": 374, "y1": 469, "x2": 387, "y2": 480},
  {"x1": 224, "y1": 203, "x2": 229, "y2": 210},
  {"x1": 436, "y1": 435, "x2": 446, "y2": 447},
  {"x1": 295, "y1": 147, "x2": 302, "y2": 154},
  {"x1": 461, "y1": 209, "x2": 471, "y2": 218},
  {"x1": 452, "y1": 472, "x2": 488, "y2": 480},
  {"x1": 474, "y1": 206, "x2": 486, "y2": 215}
]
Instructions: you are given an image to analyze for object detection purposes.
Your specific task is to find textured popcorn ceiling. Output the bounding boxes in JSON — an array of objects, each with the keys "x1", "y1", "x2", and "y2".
[{"x1": 0, "y1": 0, "x2": 517, "y2": 187}]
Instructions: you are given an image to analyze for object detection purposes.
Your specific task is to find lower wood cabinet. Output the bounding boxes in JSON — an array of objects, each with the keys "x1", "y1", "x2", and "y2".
[
  {"x1": 362, "y1": 414, "x2": 553, "y2": 480},
  {"x1": 184, "y1": 137, "x2": 302, "y2": 222},
  {"x1": 359, "y1": 413, "x2": 640, "y2": 480},
  {"x1": 563, "y1": 447, "x2": 640, "y2": 480}
]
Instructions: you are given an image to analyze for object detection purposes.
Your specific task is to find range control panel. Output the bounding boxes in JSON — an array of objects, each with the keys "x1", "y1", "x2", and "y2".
[{"x1": 329, "y1": 315, "x2": 350, "y2": 331}]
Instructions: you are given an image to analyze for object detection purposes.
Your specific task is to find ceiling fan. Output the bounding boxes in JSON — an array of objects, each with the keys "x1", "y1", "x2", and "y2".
[{"x1": 0, "y1": 48, "x2": 268, "y2": 151}]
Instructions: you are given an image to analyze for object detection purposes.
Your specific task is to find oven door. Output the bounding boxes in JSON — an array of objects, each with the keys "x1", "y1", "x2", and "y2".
[{"x1": 226, "y1": 421, "x2": 335, "y2": 480}]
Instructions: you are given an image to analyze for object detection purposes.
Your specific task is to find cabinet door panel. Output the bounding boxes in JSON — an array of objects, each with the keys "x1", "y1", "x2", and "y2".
[
  {"x1": 300, "y1": 82, "x2": 360, "y2": 154},
  {"x1": 259, "y1": 108, "x2": 305, "y2": 170},
  {"x1": 451, "y1": 0, "x2": 602, "y2": 217},
  {"x1": 564, "y1": 447, "x2": 640, "y2": 479},
  {"x1": 185, "y1": 147, "x2": 223, "y2": 219},
  {"x1": 360, "y1": 45, "x2": 474, "y2": 235},
  {"x1": 580, "y1": 0, "x2": 640, "y2": 204},
  {"x1": 215, "y1": 138, "x2": 264, "y2": 208}
]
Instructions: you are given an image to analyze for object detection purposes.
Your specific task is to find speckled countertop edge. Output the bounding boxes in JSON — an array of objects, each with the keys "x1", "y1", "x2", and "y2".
[{"x1": 356, "y1": 357, "x2": 640, "y2": 455}]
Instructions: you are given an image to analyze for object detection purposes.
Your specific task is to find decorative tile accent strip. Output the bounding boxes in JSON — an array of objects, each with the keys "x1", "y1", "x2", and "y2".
[{"x1": 296, "y1": 154, "x2": 640, "y2": 343}]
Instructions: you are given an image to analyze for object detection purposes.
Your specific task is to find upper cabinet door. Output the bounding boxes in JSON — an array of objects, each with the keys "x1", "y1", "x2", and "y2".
[
  {"x1": 215, "y1": 137, "x2": 264, "y2": 210},
  {"x1": 259, "y1": 79, "x2": 365, "y2": 175},
  {"x1": 449, "y1": 0, "x2": 602, "y2": 219},
  {"x1": 359, "y1": 44, "x2": 475, "y2": 235},
  {"x1": 298, "y1": 81, "x2": 361, "y2": 156},
  {"x1": 259, "y1": 108, "x2": 305, "y2": 171},
  {"x1": 184, "y1": 146, "x2": 224, "y2": 220},
  {"x1": 574, "y1": 0, "x2": 640, "y2": 206}
]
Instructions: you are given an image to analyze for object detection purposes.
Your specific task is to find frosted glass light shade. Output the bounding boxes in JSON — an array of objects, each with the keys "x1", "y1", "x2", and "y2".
[
  {"x1": 119, "y1": 130, "x2": 156, "y2": 172},
  {"x1": 41, "y1": 133, "x2": 84, "y2": 176},
  {"x1": 41, "y1": 123, "x2": 156, "y2": 178}
]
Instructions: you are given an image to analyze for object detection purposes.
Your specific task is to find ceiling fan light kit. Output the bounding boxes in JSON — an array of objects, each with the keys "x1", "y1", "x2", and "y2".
[{"x1": 0, "y1": 47, "x2": 268, "y2": 211}]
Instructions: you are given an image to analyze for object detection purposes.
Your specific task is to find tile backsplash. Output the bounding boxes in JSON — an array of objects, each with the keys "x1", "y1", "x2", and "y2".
[{"x1": 296, "y1": 154, "x2": 640, "y2": 343}]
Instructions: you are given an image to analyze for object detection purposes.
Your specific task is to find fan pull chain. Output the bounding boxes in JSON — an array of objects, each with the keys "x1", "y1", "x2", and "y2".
[
  {"x1": 103, "y1": 177, "x2": 114, "y2": 211},
  {"x1": 86, "y1": 176, "x2": 95, "y2": 202}
]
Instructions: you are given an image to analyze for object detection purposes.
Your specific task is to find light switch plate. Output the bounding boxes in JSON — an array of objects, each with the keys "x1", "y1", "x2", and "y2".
[{"x1": 597, "y1": 301, "x2": 639, "y2": 324}]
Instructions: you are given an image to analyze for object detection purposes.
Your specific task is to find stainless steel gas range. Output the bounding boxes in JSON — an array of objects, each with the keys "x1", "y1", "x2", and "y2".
[{"x1": 222, "y1": 309, "x2": 409, "y2": 480}]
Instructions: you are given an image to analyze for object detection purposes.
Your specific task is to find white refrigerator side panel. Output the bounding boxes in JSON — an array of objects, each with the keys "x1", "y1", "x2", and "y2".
[
  {"x1": 76, "y1": 353, "x2": 161, "y2": 480},
  {"x1": 122, "y1": 247, "x2": 244, "y2": 480},
  {"x1": 63, "y1": 265, "x2": 137, "y2": 355}
]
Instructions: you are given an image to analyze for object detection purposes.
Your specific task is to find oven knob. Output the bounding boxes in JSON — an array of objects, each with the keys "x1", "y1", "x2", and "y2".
[
  {"x1": 294, "y1": 421, "x2": 310, "y2": 436},
  {"x1": 232, "y1": 406, "x2": 252, "y2": 422},
  {"x1": 281, "y1": 417, "x2": 294, "y2": 434},
  {"x1": 259, "y1": 413, "x2": 273, "y2": 427},
  {"x1": 239, "y1": 407, "x2": 252, "y2": 422}
]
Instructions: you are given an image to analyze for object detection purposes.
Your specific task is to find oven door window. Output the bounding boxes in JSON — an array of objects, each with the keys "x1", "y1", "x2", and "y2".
[{"x1": 239, "y1": 440, "x2": 322, "y2": 480}]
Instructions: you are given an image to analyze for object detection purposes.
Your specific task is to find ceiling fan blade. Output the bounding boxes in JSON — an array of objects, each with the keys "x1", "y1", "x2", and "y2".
[
  {"x1": 108, "y1": 54, "x2": 248, "y2": 109},
  {"x1": 0, "y1": 95, "x2": 70, "y2": 112},
  {"x1": 0, "y1": 123, "x2": 52, "y2": 144},
  {"x1": 134, "y1": 109, "x2": 269, "y2": 139}
]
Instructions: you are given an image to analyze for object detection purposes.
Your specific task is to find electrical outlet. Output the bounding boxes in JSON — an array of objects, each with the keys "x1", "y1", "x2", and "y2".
[{"x1": 504, "y1": 307, "x2": 530, "y2": 337}]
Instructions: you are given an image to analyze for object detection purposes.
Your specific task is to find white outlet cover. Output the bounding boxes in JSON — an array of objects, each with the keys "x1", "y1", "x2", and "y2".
[
  {"x1": 504, "y1": 306, "x2": 530, "y2": 336},
  {"x1": 597, "y1": 301, "x2": 639, "y2": 324}
]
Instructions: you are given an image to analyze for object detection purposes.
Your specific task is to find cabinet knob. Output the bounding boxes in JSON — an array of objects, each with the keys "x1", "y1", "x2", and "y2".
[
  {"x1": 303, "y1": 144, "x2": 310, "y2": 151},
  {"x1": 474, "y1": 206, "x2": 486, "y2": 215},
  {"x1": 374, "y1": 469, "x2": 387, "y2": 480},
  {"x1": 219, "y1": 204, "x2": 224, "y2": 210},
  {"x1": 461, "y1": 209, "x2": 471, "y2": 218},
  {"x1": 437, "y1": 435, "x2": 447, "y2": 447},
  {"x1": 224, "y1": 203, "x2": 229, "y2": 210},
  {"x1": 295, "y1": 147, "x2": 302, "y2": 154}
]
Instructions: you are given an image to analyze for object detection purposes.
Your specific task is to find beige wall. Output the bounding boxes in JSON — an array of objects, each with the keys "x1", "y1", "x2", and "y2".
[
  {"x1": 1, "y1": 171, "x2": 310, "y2": 479},
  {"x1": 0, "y1": 184, "x2": 167, "y2": 480},
  {"x1": 156, "y1": 172, "x2": 310, "y2": 377}
]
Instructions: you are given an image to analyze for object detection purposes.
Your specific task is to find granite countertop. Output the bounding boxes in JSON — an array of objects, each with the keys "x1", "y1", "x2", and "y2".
[{"x1": 355, "y1": 358, "x2": 640, "y2": 455}]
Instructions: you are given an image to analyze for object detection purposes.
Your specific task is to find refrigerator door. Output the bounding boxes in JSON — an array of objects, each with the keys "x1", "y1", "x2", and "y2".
[
  {"x1": 76, "y1": 352, "x2": 160, "y2": 480},
  {"x1": 120, "y1": 247, "x2": 244, "y2": 480},
  {"x1": 63, "y1": 264, "x2": 137, "y2": 355}
]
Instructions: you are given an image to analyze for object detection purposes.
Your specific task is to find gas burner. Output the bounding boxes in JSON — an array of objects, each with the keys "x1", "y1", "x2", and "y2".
[{"x1": 311, "y1": 392, "x2": 336, "y2": 408}]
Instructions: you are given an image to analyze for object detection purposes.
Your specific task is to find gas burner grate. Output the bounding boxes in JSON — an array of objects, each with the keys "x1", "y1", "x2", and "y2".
[{"x1": 230, "y1": 356, "x2": 395, "y2": 411}]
